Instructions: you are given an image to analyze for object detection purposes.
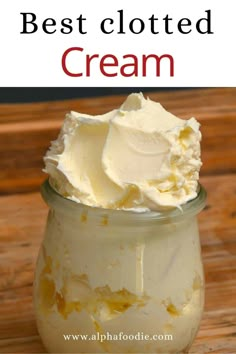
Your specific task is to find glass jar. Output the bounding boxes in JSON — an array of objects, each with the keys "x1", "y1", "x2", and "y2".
[{"x1": 34, "y1": 179, "x2": 206, "y2": 354}]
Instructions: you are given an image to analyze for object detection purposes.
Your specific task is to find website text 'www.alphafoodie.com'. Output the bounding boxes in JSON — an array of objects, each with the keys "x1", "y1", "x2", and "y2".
[{"x1": 63, "y1": 331, "x2": 173, "y2": 343}]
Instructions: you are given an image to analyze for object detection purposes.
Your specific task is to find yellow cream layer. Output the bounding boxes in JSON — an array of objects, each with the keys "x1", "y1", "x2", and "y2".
[{"x1": 44, "y1": 93, "x2": 202, "y2": 211}]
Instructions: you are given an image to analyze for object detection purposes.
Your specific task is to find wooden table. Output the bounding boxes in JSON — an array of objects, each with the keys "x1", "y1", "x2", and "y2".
[{"x1": 0, "y1": 88, "x2": 236, "y2": 353}]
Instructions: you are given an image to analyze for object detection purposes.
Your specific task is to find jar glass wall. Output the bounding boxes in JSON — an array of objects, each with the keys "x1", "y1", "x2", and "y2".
[{"x1": 34, "y1": 180, "x2": 206, "y2": 354}]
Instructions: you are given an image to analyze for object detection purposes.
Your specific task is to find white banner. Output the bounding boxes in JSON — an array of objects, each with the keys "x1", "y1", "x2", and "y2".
[{"x1": 0, "y1": 0, "x2": 235, "y2": 87}]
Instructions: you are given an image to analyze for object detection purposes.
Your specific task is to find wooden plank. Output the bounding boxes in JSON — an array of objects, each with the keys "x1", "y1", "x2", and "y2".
[
  {"x1": 0, "y1": 88, "x2": 236, "y2": 195},
  {"x1": 0, "y1": 173, "x2": 235, "y2": 353}
]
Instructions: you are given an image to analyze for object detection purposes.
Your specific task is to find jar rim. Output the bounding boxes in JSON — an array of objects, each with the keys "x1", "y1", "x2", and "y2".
[{"x1": 41, "y1": 179, "x2": 206, "y2": 224}]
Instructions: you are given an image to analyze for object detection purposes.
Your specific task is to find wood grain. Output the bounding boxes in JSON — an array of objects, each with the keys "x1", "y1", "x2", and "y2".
[
  {"x1": 0, "y1": 88, "x2": 236, "y2": 353},
  {"x1": 1, "y1": 88, "x2": 236, "y2": 195}
]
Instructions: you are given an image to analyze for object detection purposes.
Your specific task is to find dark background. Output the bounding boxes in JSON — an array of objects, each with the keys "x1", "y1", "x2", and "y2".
[{"x1": 0, "y1": 87, "x2": 192, "y2": 103}]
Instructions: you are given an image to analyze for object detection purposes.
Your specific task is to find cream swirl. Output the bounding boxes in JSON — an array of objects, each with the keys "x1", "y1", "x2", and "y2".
[{"x1": 44, "y1": 93, "x2": 202, "y2": 211}]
